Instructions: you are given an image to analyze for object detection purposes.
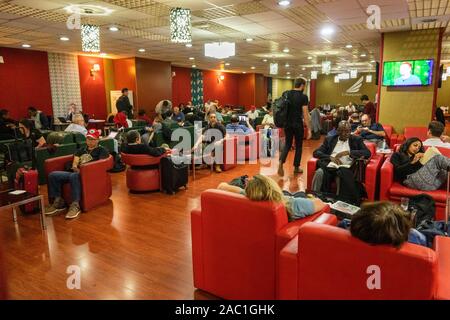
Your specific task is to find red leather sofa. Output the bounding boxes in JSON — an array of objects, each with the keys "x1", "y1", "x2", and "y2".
[
  {"x1": 380, "y1": 146, "x2": 450, "y2": 220},
  {"x1": 121, "y1": 153, "x2": 164, "y2": 192},
  {"x1": 382, "y1": 124, "x2": 394, "y2": 148},
  {"x1": 45, "y1": 155, "x2": 113, "y2": 211},
  {"x1": 191, "y1": 189, "x2": 334, "y2": 300},
  {"x1": 306, "y1": 142, "x2": 383, "y2": 201},
  {"x1": 278, "y1": 222, "x2": 450, "y2": 300},
  {"x1": 392, "y1": 126, "x2": 428, "y2": 146}
]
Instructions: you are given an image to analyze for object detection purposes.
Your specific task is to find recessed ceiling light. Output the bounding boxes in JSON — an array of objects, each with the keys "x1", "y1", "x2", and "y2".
[
  {"x1": 302, "y1": 67, "x2": 306, "y2": 70},
  {"x1": 370, "y1": 60, "x2": 376, "y2": 63},
  {"x1": 138, "y1": 48, "x2": 146, "y2": 52},
  {"x1": 285, "y1": 63, "x2": 290, "y2": 67},
  {"x1": 185, "y1": 43, "x2": 192, "y2": 48},
  {"x1": 192, "y1": 64, "x2": 196, "y2": 68},
  {"x1": 242, "y1": 71, "x2": 247, "y2": 74},
  {"x1": 189, "y1": 57, "x2": 195, "y2": 60},
  {"x1": 263, "y1": 59, "x2": 267, "y2": 62},
  {"x1": 246, "y1": 38, "x2": 253, "y2": 42},
  {"x1": 287, "y1": 76, "x2": 291, "y2": 79},
  {"x1": 100, "y1": 52, "x2": 107, "y2": 56},
  {"x1": 321, "y1": 26, "x2": 335, "y2": 36},
  {"x1": 300, "y1": 74, "x2": 304, "y2": 76},
  {"x1": 287, "y1": 72, "x2": 291, "y2": 75},
  {"x1": 225, "y1": 62, "x2": 230, "y2": 66},
  {"x1": 283, "y1": 48, "x2": 290, "y2": 53},
  {"x1": 346, "y1": 44, "x2": 353, "y2": 48},
  {"x1": 109, "y1": 26, "x2": 119, "y2": 32},
  {"x1": 21, "y1": 44, "x2": 31, "y2": 48},
  {"x1": 307, "y1": 56, "x2": 313, "y2": 60},
  {"x1": 60, "y1": 36, "x2": 70, "y2": 41},
  {"x1": 278, "y1": 0, "x2": 291, "y2": 6},
  {"x1": 251, "y1": 66, "x2": 256, "y2": 69},
  {"x1": 360, "y1": 53, "x2": 367, "y2": 57}
]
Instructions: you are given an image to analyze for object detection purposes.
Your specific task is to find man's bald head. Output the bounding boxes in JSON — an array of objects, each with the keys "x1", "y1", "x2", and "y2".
[{"x1": 337, "y1": 120, "x2": 351, "y2": 141}]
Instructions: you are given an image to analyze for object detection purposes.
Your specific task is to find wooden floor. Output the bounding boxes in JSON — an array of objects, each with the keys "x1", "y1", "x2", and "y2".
[{"x1": 0, "y1": 139, "x2": 322, "y2": 299}]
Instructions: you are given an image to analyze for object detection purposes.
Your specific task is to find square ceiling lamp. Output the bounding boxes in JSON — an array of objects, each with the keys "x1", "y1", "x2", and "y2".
[
  {"x1": 81, "y1": 24, "x2": 100, "y2": 52},
  {"x1": 311, "y1": 70, "x2": 318, "y2": 79},
  {"x1": 269, "y1": 63, "x2": 278, "y2": 75},
  {"x1": 334, "y1": 75, "x2": 340, "y2": 83},
  {"x1": 170, "y1": 8, "x2": 192, "y2": 43},
  {"x1": 322, "y1": 61, "x2": 331, "y2": 75},
  {"x1": 350, "y1": 69, "x2": 358, "y2": 79},
  {"x1": 366, "y1": 75, "x2": 373, "y2": 83},
  {"x1": 204, "y1": 42, "x2": 235, "y2": 59}
]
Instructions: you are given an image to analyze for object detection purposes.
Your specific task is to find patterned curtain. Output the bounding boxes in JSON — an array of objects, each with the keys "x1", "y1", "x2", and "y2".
[
  {"x1": 191, "y1": 69, "x2": 204, "y2": 107},
  {"x1": 48, "y1": 53, "x2": 82, "y2": 117}
]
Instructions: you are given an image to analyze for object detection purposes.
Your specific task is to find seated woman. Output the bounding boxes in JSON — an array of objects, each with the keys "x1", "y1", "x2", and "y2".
[
  {"x1": 391, "y1": 137, "x2": 450, "y2": 191},
  {"x1": 339, "y1": 202, "x2": 427, "y2": 248},
  {"x1": 18, "y1": 119, "x2": 46, "y2": 147},
  {"x1": 217, "y1": 174, "x2": 326, "y2": 221}
]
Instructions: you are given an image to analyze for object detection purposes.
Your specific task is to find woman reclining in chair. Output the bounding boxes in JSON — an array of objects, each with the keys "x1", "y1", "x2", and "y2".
[
  {"x1": 217, "y1": 174, "x2": 326, "y2": 221},
  {"x1": 391, "y1": 137, "x2": 450, "y2": 191}
]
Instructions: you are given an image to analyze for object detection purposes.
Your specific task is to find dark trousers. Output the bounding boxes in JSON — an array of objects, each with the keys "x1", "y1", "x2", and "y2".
[
  {"x1": 48, "y1": 171, "x2": 81, "y2": 203},
  {"x1": 317, "y1": 160, "x2": 361, "y2": 205},
  {"x1": 279, "y1": 126, "x2": 304, "y2": 167}
]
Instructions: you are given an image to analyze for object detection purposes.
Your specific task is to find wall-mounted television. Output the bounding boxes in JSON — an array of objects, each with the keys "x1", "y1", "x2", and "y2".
[{"x1": 382, "y1": 59, "x2": 434, "y2": 87}]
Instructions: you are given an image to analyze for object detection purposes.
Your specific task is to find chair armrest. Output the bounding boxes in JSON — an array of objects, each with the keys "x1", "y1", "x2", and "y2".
[
  {"x1": 44, "y1": 155, "x2": 74, "y2": 176},
  {"x1": 379, "y1": 155, "x2": 394, "y2": 201},
  {"x1": 365, "y1": 154, "x2": 383, "y2": 201},
  {"x1": 306, "y1": 157, "x2": 319, "y2": 190},
  {"x1": 433, "y1": 236, "x2": 450, "y2": 300},
  {"x1": 277, "y1": 235, "x2": 299, "y2": 300},
  {"x1": 191, "y1": 209, "x2": 204, "y2": 289},
  {"x1": 312, "y1": 212, "x2": 338, "y2": 225}
]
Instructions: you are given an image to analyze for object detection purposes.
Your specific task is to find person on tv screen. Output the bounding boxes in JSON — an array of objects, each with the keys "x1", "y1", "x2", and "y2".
[{"x1": 394, "y1": 62, "x2": 422, "y2": 86}]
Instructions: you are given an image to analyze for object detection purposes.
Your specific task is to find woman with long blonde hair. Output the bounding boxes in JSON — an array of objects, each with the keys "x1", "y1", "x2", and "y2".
[{"x1": 218, "y1": 174, "x2": 326, "y2": 221}]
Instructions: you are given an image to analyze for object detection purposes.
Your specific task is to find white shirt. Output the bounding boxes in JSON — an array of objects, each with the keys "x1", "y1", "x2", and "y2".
[
  {"x1": 246, "y1": 110, "x2": 259, "y2": 120},
  {"x1": 329, "y1": 139, "x2": 353, "y2": 167},
  {"x1": 262, "y1": 114, "x2": 274, "y2": 129},
  {"x1": 65, "y1": 123, "x2": 87, "y2": 135},
  {"x1": 423, "y1": 137, "x2": 450, "y2": 149}
]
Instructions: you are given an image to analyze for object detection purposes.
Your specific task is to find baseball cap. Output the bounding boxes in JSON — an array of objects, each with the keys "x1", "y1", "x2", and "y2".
[{"x1": 86, "y1": 129, "x2": 101, "y2": 139}]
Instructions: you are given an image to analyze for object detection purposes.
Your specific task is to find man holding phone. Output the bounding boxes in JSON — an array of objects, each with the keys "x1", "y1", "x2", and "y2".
[{"x1": 226, "y1": 114, "x2": 254, "y2": 135}]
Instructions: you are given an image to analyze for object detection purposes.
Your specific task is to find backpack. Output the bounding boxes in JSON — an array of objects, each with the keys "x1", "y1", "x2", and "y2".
[
  {"x1": 273, "y1": 90, "x2": 291, "y2": 128},
  {"x1": 408, "y1": 194, "x2": 436, "y2": 227}
]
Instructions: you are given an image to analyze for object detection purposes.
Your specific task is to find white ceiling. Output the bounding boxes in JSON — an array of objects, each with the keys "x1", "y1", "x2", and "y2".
[{"x1": 0, "y1": 0, "x2": 449, "y2": 78}]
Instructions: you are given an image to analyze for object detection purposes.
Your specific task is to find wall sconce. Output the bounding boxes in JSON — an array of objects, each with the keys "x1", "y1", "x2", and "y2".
[
  {"x1": 90, "y1": 63, "x2": 100, "y2": 79},
  {"x1": 217, "y1": 74, "x2": 225, "y2": 83}
]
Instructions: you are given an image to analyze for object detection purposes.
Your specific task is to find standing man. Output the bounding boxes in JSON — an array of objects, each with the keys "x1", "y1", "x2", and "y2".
[
  {"x1": 116, "y1": 88, "x2": 133, "y2": 119},
  {"x1": 278, "y1": 78, "x2": 312, "y2": 176},
  {"x1": 360, "y1": 94, "x2": 376, "y2": 121}
]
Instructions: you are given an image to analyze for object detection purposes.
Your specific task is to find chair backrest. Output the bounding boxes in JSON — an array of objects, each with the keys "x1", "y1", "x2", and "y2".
[
  {"x1": 297, "y1": 223, "x2": 437, "y2": 300},
  {"x1": 199, "y1": 189, "x2": 288, "y2": 299},
  {"x1": 363, "y1": 141, "x2": 376, "y2": 160},
  {"x1": 404, "y1": 127, "x2": 428, "y2": 141},
  {"x1": 36, "y1": 143, "x2": 78, "y2": 184},
  {"x1": 121, "y1": 152, "x2": 162, "y2": 166},
  {"x1": 382, "y1": 124, "x2": 393, "y2": 139}
]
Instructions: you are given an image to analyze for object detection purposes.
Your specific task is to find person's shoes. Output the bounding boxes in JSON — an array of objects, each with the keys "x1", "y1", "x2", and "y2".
[
  {"x1": 294, "y1": 167, "x2": 303, "y2": 175},
  {"x1": 44, "y1": 197, "x2": 66, "y2": 216},
  {"x1": 65, "y1": 203, "x2": 81, "y2": 219},
  {"x1": 214, "y1": 164, "x2": 222, "y2": 173},
  {"x1": 278, "y1": 162, "x2": 284, "y2": 177}
]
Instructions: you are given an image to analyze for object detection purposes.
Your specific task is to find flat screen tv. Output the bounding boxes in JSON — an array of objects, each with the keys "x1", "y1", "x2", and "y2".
[{"x1": 382, "y1": 59, "x2": 434, "y2": 87}]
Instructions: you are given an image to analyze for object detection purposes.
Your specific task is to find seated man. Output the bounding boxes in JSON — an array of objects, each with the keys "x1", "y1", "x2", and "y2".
[
  {"x1": 65, "y1": 114, "x2": 87, "y2": 135},
  {"x1": 171, "y1": 106, "x2": 185, "y2": 124},
  {"x1": 0, "y1": 109, "x2": 17, "y2": 140},
  {"x1": 193, "y1": 112, "x2": 226, "y2": 173},
  {"x1": 28, "y1": 106, "x2": 50, "y2": 130},
  {"x1": 137, "y1": 110, "x2": 152, "y2": 125},
  {"x1": 114, "y1": 111, "x2": 132, "y2": 129},
  {"x1": 423, "y1": 121, "x2": 450, "y2": 148},
  {"x1": 45, "y1": 129, "x2": 109, "y2": 219},
  {"x1": 246, "y1": 105, "x2": 259, "y2": 129},
  {"x1": 353, "y1": 113, "x2": 386, "y2": 148},
  {"x1": 312, "y1": 121, "x2": 371, "y2": 205},
  {"x1": 226, "y1": 115, "x2": 254, "y2": 135},
  {"x1": 122, "y1": 130, "x2": 168, "y2": 157}
]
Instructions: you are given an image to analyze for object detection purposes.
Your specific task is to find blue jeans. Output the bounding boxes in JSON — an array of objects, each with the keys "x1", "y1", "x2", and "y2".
[{"x1": 48, "y1": 171, "x2": 81, "y2": 203}]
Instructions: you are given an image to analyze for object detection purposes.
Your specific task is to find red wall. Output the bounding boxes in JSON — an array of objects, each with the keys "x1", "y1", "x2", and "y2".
[
  {"x1": 78, "y1": 55, "x2": 107, "y2": 120},
  {"x1": 0, "y1": 47, "x2": 53, "y2": 119},
  {"x1": 203, "y1": 70, "x2": 239, "y2": 106},
  {"x1": 237, "y1": 73, "x2": 255, "y2": 108},
  {"x1": 172, "y1": 66, "x2": 192, "y2": 107},
  {"x1": 310, "y1": 79, "x2": 317, "y2": 108},
  {"x1": 254, "y1": 74, "x2": 267, "y2": 108},
  {"x1": 113, "y1": 58, "x2": 137, "y2": 104}
]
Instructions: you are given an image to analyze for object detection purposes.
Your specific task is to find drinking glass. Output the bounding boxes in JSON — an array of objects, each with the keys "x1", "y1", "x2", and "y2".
[{"x1": 400, "y1": 197, "x2": 409, "y2": 211}]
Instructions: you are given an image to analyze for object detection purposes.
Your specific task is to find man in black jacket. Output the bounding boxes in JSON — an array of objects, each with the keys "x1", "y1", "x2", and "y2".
[
  {"x1": 116, "y1": 88, "x2": 133, "y2": 119},
  {"x1": 312, "y1": 121, "x2": 371, "y2": 204},
  {"x1": 122, "y1": 130, "x2": 169, "y2": 157}
]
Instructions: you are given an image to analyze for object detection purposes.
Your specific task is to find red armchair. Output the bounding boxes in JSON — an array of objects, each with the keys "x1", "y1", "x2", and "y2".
[
  {"x1": 306, "y1": 141, "x2": 383, "y2": 201},
  {"x1": 191, "y1": 189, "x2": 334, "y2": 300},
  {"x1": 278, "y1": 222, "x2": 450, "y2": 300},
  {"x1": 382, "y1": 124, "x2": 394, "y2": 148},
  {"x1": 45, "y1": 155, "x2": 113, "y2": 211},
  {"x1": 121, "y1": 153, "x2": 163, "y2": 192},
  {"x1": 393, "y1": 126, "x2": 428, "y2": 146},
  {"x1": 380, "y1": 146, "x2": 450, "y2": 220}
]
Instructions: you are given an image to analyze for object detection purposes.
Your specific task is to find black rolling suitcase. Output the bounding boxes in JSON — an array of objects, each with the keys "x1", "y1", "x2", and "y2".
[{"x1": 161, "y1": 155, "x2": 188, "y2": 194}]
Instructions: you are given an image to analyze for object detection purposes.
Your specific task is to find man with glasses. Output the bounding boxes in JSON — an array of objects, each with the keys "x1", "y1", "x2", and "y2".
[{"x1": 354, "y1": 113, "x2": 386, "y2": 149}]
